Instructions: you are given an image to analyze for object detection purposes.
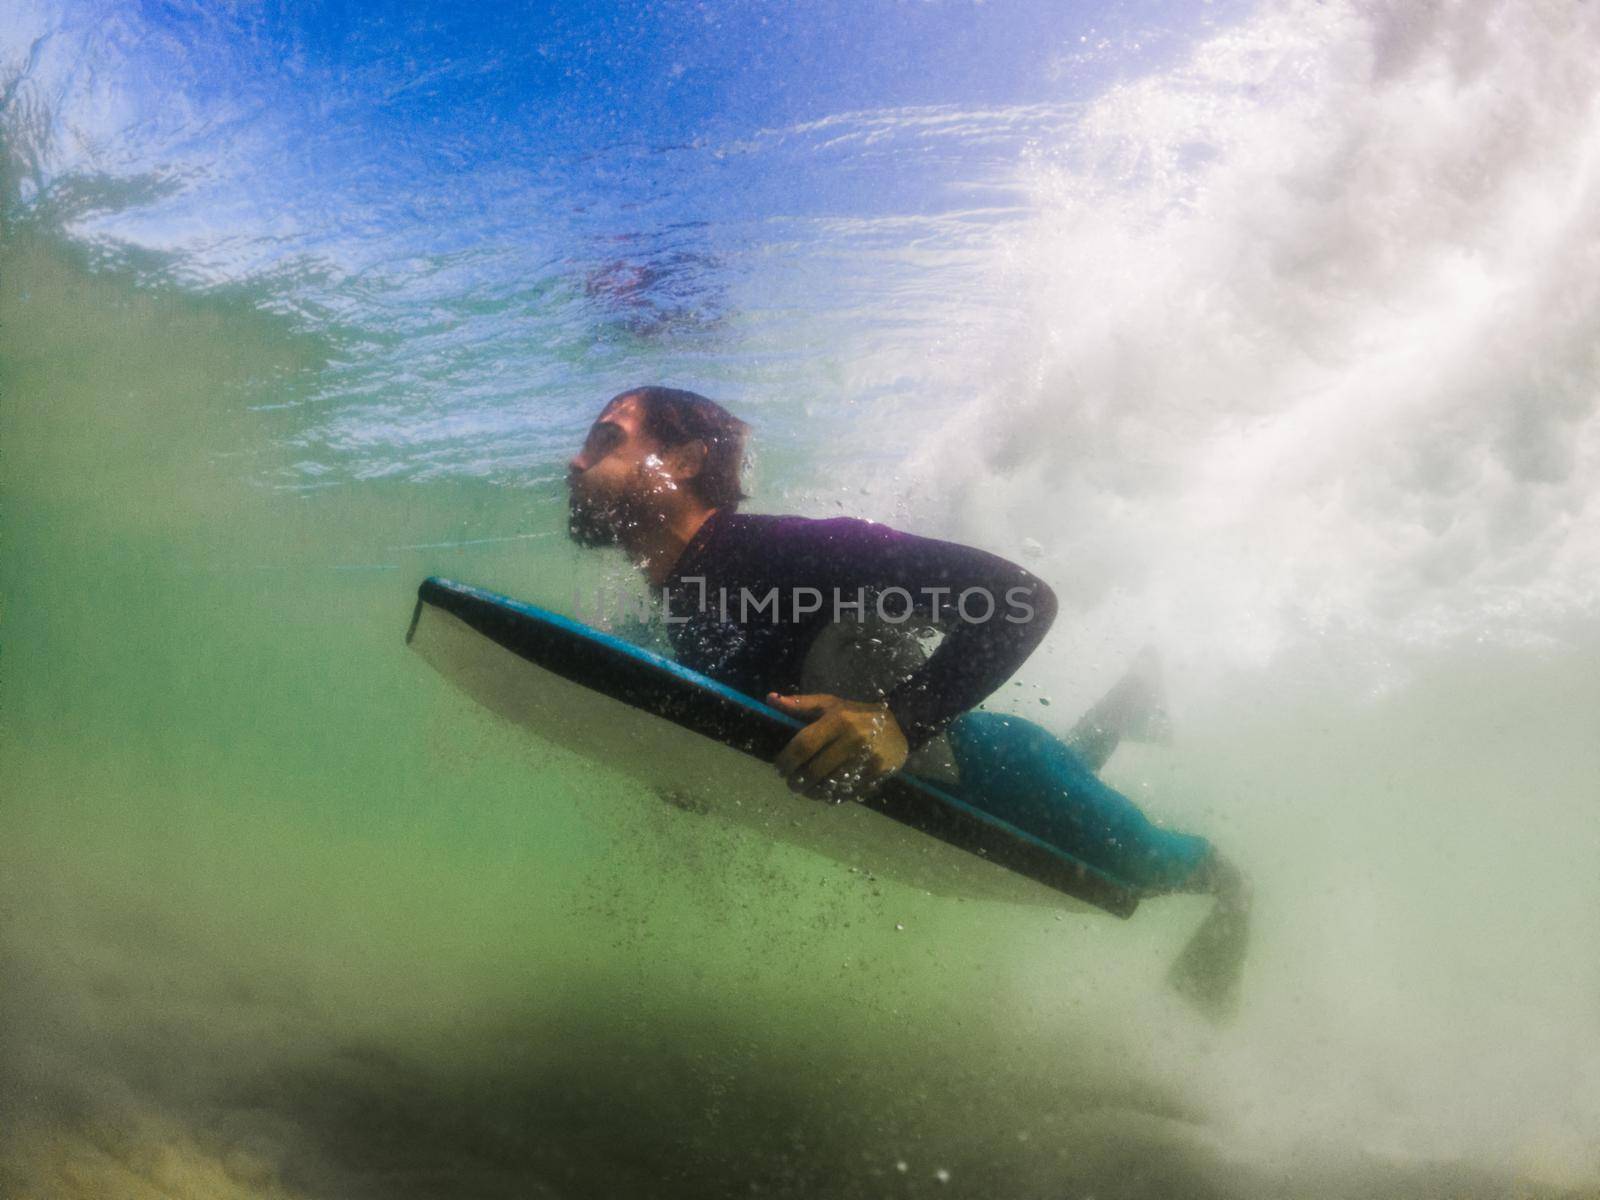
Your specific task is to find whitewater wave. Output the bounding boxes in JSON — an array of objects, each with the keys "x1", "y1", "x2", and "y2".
[{"x1": 913, "y1": 0, "x2": 1600, "y2": 674}]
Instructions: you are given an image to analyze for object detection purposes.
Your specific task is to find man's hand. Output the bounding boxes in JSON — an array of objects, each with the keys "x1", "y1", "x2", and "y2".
[{"x1": 766, "y1": 692, "x2": 910, "y2": 802}]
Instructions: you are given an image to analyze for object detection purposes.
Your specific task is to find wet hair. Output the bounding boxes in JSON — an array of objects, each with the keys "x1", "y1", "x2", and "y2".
[{"x1": 621, "y1": 386, "x2": 750, "y2": 511}]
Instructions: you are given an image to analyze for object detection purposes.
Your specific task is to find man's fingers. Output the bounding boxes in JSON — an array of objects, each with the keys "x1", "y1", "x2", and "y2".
[
  {"x1": 766, "y1": 692, "x2": 835, "y2": 721},
  {"x1": 770, "y1": 696, "x2": 902, "y2": 801},
  {"x1": 791, "y1": 739, "x2": 867, "y2": 798},
  {"x1": 773, "y1": 713, "x2": 840, "y2": 777}
]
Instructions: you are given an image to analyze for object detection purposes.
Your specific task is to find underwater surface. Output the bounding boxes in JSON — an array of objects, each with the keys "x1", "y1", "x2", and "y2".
[{"x1": 3, "y1": 1, "x2": 1598, "y2": 1196}]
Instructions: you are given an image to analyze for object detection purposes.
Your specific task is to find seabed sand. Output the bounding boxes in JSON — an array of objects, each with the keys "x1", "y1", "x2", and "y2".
[{"x1": 2, "y1": 795, "x2": 1593, "y2": 1200}]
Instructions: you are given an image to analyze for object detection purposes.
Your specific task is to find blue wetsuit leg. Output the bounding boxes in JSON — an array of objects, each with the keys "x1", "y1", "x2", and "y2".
[{"x1": 943, "y1": 710, "x2": 1211, "y2": 895}]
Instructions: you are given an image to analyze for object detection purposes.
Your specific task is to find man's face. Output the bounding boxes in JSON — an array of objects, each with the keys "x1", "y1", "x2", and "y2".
[{"x1": 566, "y1": 394, "x2": 670, "y2": 547}]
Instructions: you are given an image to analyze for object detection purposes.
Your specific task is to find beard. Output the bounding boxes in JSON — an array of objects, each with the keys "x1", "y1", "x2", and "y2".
[{"x1": 566, "y1": 479, "x2": 645, "y2": 548}]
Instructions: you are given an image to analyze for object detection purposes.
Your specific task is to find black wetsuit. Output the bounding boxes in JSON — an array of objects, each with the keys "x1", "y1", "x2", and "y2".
[{"x1": 659, "y1": 509, "x2": 1058, "y2": 750}]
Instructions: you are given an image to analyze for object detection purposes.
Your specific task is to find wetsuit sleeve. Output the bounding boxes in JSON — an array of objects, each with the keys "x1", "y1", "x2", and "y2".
[{"x1": 770, "y1": 517, "x2": 1059, "y2": 751}]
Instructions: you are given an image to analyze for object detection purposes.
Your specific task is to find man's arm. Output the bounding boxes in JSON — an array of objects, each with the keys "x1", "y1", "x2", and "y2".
[
  {"x1": 807, "y1": 517, "x2": 1058, "y2": 748},
  {"x1": 764, "y1": 516, "x2": 1058, "y2": 790}
]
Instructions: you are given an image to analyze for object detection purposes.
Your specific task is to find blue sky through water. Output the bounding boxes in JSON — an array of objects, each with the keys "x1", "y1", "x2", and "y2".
[{"x1": 5, "y1": 0, "x2": 1252, "y2": 486}]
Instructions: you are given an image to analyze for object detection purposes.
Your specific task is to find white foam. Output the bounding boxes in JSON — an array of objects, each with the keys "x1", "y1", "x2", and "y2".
[{"x1": 912, "y1": 0, "x2": 1600, "y2": 679}]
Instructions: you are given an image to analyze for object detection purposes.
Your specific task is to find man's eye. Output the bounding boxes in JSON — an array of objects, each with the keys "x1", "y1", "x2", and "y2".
[{"x1": 586, "y1": 426, "x2": 622, "y2": 456}]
